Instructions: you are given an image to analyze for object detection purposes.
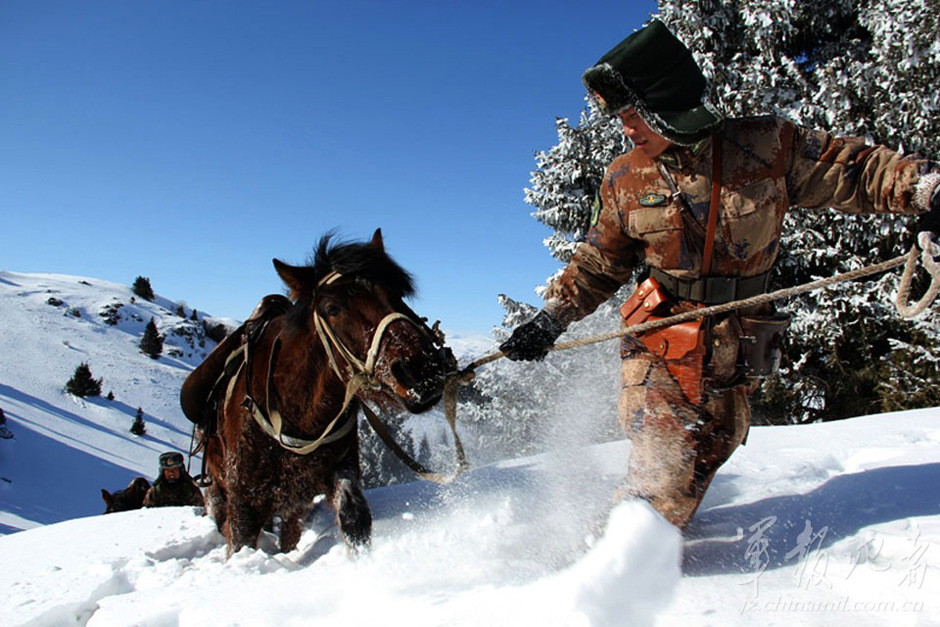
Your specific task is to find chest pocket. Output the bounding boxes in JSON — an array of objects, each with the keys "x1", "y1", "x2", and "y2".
[
  {"x1": 627, "y1": 202, "x2": 685, "y2": 269},
  {"x1": 719, "y1": 178, "x2": 786, "y2": 261}
]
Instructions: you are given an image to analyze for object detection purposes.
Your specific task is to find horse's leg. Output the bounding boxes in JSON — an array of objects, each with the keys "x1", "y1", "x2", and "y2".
[
  {"x1": 226, "y1": 499, "x2": 265, "y2": 555},
  {"x1": 205, "y1": 483, "x2": 228, "y2": 533},
  {"x1": 279, "y1": 514, "x2": 304, "y2": 553},
  {"x1": 331, "y1": 469, "x2": 372, "y2": 551}
]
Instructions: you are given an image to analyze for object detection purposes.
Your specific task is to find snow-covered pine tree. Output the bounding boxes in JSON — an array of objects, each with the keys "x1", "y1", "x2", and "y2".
[
  {"x1": 460, "y1": 101, "x2": 631, "y2": 459},
  {"x1": 358, "y1": 415, "x2": 423, "y2": 488},
  {"x1": 140, "y1": 318, "x2": 164, "y2": 359}
]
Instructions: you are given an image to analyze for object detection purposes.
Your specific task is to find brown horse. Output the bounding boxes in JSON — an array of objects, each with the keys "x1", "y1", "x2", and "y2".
[
  {"x1": 101, "y1": 477, "x2": 151, "y2": 513},
  {"x1": 198, "y1": 230, "x2": 451, "y2": 555}
]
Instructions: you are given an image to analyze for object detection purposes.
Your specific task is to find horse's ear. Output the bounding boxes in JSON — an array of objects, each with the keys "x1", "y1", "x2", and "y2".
[
  {"x1": 273, "y1": 259, "x2": 304, "y2": 295},
  {"x1": 369, "y1": 228, "x2": 384, "y2": 251},
  {"x1": 274, "y1": 259, "x2": 318, "y2": 300},
  {"x1": 101, "y1": 489, "x2": 112, "y2": 504}
]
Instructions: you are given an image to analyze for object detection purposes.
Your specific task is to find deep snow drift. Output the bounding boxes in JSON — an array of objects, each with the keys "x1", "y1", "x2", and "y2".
[{"x1": 1, "y1": 271, "x2": 938, "y2": 626}]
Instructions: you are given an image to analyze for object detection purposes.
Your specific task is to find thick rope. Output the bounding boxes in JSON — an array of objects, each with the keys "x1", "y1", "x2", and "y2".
[
  {"x1": 896, "y1": 232, "x2": 940, "y2": 318},
  {"x1": 462, "y1": 239, "x2": 939, "y2": 375}
]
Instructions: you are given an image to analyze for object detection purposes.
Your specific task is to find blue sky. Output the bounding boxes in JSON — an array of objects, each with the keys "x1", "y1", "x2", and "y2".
[{"x1": 1, "y1": 0, "x2": 656, "y2": 335}]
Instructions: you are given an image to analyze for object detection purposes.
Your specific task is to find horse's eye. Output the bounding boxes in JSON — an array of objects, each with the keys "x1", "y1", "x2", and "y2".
[{"x1": 323, "y1": 303, "x2": 341, "y2": 317}]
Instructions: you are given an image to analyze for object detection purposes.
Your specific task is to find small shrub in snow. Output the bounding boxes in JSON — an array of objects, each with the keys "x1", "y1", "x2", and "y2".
[
  {"x1": 99, "y1": 302, "x2": 124, "y2": 326},
  {"x1": 66, "y1": 362, "x2": 102, "y2": 397},
  {"x1": 130, "y1": 408, "x2": 146, "y2": 436}
]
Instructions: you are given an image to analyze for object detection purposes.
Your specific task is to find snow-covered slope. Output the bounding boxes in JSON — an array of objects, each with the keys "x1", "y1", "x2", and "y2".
[
  {"x1": 1, "y1": 410, "x2": 938, "y2": 627},
  {"x1": 0, "y1": 270, "x2": 233, "y2": 530},
  {"x1": 1, "y1": 271, "x2": 938, "y2": 626}
]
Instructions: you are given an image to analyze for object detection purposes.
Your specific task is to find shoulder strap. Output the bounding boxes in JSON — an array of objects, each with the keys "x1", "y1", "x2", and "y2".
[
  {"x1": 701, "y1": 138, "x2": 723, "y2": 276},
  {"x1": 657, "y1": 162, "x2": 706, "y2": 241}
]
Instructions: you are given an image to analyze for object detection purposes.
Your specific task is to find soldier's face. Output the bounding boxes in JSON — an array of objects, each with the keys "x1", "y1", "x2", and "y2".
[
  {"x1": 163, "y1": 466, "x2": 181, "y2": 481},
  {"x1": 618, "y1": 108, "x2": 673, "y2": 158}
]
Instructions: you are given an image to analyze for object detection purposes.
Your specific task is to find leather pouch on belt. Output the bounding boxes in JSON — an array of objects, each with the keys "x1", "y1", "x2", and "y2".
[{"x1": 621, "y1": 277, "x2": 707, "y2": 404}]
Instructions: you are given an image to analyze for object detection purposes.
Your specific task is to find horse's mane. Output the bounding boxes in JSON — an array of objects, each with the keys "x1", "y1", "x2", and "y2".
[{"x1": 308, "y1": 234, "x2": 416, "y2": 299}]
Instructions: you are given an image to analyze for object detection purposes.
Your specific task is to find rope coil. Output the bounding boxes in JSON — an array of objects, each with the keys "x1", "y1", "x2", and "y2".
[{"x1": 897, "y1": 232, "x2": 940, "y2": 318}]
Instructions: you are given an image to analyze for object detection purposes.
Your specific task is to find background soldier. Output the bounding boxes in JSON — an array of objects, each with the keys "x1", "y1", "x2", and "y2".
[
  {"x1": 500, "y1": 20, "x2": 940, "y2": 528},
  {"x1": 143, "y1": 451, "x2": 205, "y2": 508}
]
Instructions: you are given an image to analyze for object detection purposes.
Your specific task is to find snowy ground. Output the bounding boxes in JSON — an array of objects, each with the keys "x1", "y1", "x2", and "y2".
[
  {"x1": 2, "y1": 410, "x2": 939, "y2": 627},
  {"x1": 2, "y1": 271, "x2": 938, "y2": 626}
]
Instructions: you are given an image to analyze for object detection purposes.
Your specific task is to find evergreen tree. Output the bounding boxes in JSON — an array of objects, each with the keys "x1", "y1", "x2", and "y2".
[
  {"x1": 140, "y1": 318, "x2": 164, "y2": 359},
  {"x1": 131, "y1": 407, "x2": 147, "y2": 436},
  {"x1": 66, "y1": 362, "x2": 102, "y2": 397},
  {"x1": 132, "y1": 276, "x2": 155, "y2": 301},
  {"x1": 525, "y1": 101, "x2": 627, "y2": 265}
]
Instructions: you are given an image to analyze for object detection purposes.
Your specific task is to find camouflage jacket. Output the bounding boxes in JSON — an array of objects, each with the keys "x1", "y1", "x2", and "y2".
[
  {"x1": 545, "y1": 115, "x2": 939, "y2": 325},
  {"x1": 143, "y1": 475, "x2": 205, "y2": 508}
]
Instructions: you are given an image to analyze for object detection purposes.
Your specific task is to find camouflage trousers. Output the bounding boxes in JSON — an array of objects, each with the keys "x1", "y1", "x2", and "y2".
[{"x1": 617, "y1": 315, "x2": 753, "y2": 528}]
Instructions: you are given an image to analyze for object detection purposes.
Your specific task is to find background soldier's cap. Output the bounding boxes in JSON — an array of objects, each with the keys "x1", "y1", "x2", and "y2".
[
  {"x1": 159, "y1": 451, "x2": 184, "y2": 469},
  {"x1": 582, "y1": 20, "x2": 724, "y2": 145}
]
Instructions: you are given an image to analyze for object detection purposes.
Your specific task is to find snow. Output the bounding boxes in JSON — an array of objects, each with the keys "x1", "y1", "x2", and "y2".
[{"x1": 2, "y1": 271, "x2": 939, "y2": 626}]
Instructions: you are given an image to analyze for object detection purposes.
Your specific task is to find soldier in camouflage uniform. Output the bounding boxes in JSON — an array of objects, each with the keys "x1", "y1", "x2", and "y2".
[
  {"x1": 143, "y1": 451, "x2": 205, "y2": 508},
  {"x1": 500, "y1": 20, "x2": 940, "y2": 529}
]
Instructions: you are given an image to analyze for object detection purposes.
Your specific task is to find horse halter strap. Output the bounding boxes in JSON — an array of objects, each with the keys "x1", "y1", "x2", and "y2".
[
  {"x1": 312, "y1": 272, "x2": 405, "y2": 382},
  {"x1": 312, "y1": 270, "x2": 414, "y2": 385}
]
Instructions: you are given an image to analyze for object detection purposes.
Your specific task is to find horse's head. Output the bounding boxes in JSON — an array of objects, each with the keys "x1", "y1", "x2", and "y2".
[
  {"x1": 274, "y1": 229, "x2": 451, "y2": 413},
  {"x1": 101, "y1": 477, "x2": 151, "y2": 514}
]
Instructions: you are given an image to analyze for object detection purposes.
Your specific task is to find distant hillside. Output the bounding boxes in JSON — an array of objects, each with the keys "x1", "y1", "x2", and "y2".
[{"x1": 0, "y1": 270, "x2": 236, "y2": 532}]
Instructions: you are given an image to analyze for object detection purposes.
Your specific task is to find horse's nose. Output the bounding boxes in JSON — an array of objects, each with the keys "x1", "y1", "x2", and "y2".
[{"x1": 390, "y1": 356, "x2": 445, "y2": 410}]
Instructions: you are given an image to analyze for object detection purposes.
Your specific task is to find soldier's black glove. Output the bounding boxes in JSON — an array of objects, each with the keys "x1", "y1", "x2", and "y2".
[
  {"x1": 499, "y1": 310, "x2": 564, "y2": 361},
  {"x1": 916, "y1": 186, "x2": 940, "y2": 239}
]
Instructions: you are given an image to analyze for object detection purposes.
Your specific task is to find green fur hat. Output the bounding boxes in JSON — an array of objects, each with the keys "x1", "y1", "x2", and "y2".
[{"x1": 582, "y1": 20, "x2": 724, "y2": 145}]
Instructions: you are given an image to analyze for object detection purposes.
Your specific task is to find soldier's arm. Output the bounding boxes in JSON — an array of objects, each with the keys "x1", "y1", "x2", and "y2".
[
  {"x1": 785, "y1": 121, "x2": 940, "y2": 216},
  {"x1": 544, "y1": 176, "x2": 642, "y2": 326}
]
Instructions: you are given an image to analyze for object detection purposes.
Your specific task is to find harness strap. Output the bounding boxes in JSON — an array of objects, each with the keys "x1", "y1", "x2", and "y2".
[
  {"x1": 360, "y1": 388, "x2": 469, "y2": 484},
  {"x1": 242, "y1": 332, "x2": 358, "y2": 456}
]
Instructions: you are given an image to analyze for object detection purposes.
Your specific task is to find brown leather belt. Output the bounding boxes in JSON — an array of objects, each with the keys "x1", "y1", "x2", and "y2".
[{"x1": 650, "y1": 267, "x2": 771, "y2": 304}]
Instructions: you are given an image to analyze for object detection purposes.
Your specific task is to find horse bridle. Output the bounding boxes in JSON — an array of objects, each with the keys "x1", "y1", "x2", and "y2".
[
  {"x1": 243, "y1": 270, "x2": 443, "y2": 457},
  {"x1": 312, "y1": 270, "x2": 417, "y2": 387}
]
